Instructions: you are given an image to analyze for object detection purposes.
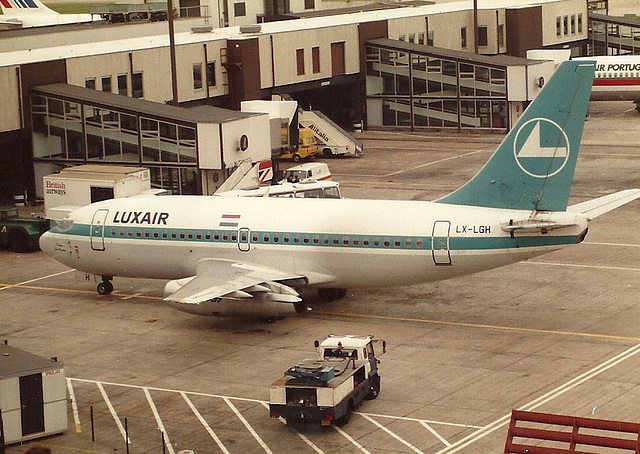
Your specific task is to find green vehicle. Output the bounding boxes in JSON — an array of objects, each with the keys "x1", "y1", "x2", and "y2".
[{"x1": 0, "y1": 207, "x2": 51, "y2": 252}]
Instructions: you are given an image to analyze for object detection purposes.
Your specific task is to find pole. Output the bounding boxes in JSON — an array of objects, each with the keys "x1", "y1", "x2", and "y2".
[
  {"x1": 167, "y1": 0, "x2": 179, "y2": 105},
  {"x1": 473, "y1": 0, "x2": 478, "y2": 54}
]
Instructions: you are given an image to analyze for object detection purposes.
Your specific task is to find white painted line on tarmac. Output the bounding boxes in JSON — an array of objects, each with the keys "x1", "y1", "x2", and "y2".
[
  {"x1": 332, "y1": 424, "x2": 373, "y2": 454},
  {"x1": 0, "y1": 269, "x2": 73, "y2": 291},
  {"x1": 259, "y1": 401, "x2": 326, "y2": 454},
  {"x1": 419, "y1": 420, "x2": 452, "y2": 447},
  {"x1": 524, "y1": 261, "x2": 640, "y2": 272},
  {"x1": 359, "y1": 413, "x2": 425, "y2": 454},
  {"x1": 583, "y1": 241, "x2": 640, "y2": 247},
  {"x1": 223, "y1": 396, "x2": 273, "y2": 454},
  {"x1": 357, "y1": 411, "x2": 482, "y2": 429},
  {"x1": 435, "y1": 343, "x2": 640, "y2": 454},
  {"x1": 182, "y1": 392, "x2": 230, "y2": 454},
  {"x1": 337, "y1": 149, "x2": 488, "y2": 178},
  {"x1": 144, "y1": 387, "x2": 175, "y2": 454},
  {"x1": 97, "y1": 382, "x2": 131, "y2": 445},
  {"x1": 66, "y1": 378, "x2": 82, "y2": 433}
]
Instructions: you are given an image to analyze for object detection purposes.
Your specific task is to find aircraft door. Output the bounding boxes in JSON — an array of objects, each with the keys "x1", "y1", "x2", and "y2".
[
  {"x1": 90, "y1": 209, "x2": 109, "y2": 251},
  {"x1": 431, "y1": 220, "x2": 451, "y2": 265},
  {"x1": 238, "y1": 227, "x2": 250, "y2": 252}
]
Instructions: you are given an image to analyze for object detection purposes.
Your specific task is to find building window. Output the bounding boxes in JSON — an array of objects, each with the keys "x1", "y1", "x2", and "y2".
[
  {"x1": 102, "y1": 76, "x2": 112, "y2": 93},
  {"x1": 234, "y1": 2, "x2": 245, "y2": 17},
  {"x1": 427, "y1": 30, "x2": 434, "y2": 46},
  {"x1": 556, "y1": 16, "x2": 561, "y2": 36},
  {"x1": 331, "y1": 41, "x2": 345, "y2": 75},
  {"x1": 304, "y1": 0, "x2": 314, "y2": 10},
  {"x1": 571, "y1": 14, "x2": 576, "y2": 34},
  {"x1": 296, "y1": 48, "x2": 305, "y2": 76},
  {"x1": 578, "y1": 13, "x2": 583, "y2": 33},
  {"x1": 478, "y1": 26, "x2": 488, "y2": 46},
  {"x1": 563, "y1": 16, "x2": 568, "y2": 35},
  {"x1": 498, "y1": 24, "x2": 504, "y2": 46},
  {"x1": 418, "y1": 32, "x2": 425, "y2": 44},
  {"x1": 85, "y1": 78, "x2": 96, "y2": 90},
  {"x1": 193, "y1": 63, "x2": 203, "y2": 89},
  {"x1": 117, "y1": 74, "x2": 127, "y2": 96},
  {"x1": 132, "y1": 72, "x2": 143, "y2": 98},
  {"x1": 312, "y1": 46, "x2": 320, "y2": 73},
  {"x1": 399, "y1": 34, "x2": 406, "y2": 41},
  {"x1": 461, "y1": 26, "x2": 467, "y2": 48},
  {"x1": 206, "y1": 61, "x2": 216, "y2": 87},
  {"x1": 408, "y1": 33, "x2": 415, "y2": 43}
]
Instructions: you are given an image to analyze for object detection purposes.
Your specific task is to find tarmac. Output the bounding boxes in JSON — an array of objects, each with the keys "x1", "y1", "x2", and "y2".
[{"x1": 1, "y1": 100, "x2": 639, "y2": 454}]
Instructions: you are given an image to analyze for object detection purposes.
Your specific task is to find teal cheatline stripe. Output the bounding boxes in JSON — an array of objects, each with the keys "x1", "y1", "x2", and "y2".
[
  {"x1": 435, "y1": 60, "x2": 596, "y2": 211},
  {"x1": 64, "y1": 223, "x2": 577, "y2": 252}
]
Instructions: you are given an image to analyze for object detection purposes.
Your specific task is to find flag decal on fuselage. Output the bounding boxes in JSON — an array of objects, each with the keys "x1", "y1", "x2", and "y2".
[
  {"x1": 220, "y1": 214, "x2": 241, "y2": 227},
  {"x1": 513, "y1": 118, "x2": 570, "y2": 179}
]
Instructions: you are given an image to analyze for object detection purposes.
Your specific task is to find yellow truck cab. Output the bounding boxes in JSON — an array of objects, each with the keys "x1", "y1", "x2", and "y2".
[{"x1": 281, "y1": 128, "x2": 318, "y2": 162}]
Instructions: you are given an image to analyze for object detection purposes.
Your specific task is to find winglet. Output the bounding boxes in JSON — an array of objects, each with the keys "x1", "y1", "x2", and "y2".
[{"x1": 436, "y1": 60, "x2": 596, "y2": 211}]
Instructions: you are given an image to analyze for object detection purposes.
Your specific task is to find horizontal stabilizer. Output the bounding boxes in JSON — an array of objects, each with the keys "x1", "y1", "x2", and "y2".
[{"x1": 567, "y1": 189, "x2": 640, "y2": 219}]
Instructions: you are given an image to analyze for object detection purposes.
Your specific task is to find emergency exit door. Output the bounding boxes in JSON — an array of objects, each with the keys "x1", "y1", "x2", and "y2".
[{"x1": 431, "y1": 220, "x2": 451, "y2": 265}]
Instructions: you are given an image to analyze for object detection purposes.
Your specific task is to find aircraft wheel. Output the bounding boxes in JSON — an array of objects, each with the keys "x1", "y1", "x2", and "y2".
[
  {"x1": 366, "y1": 374, "x2": 381, "y2": 400},
  {"x1": 97, "y1": 281, "x2": 113, "y2": 295},
  {"x1": 318, "y1": 288, "x2": 347, "y2": 301}
]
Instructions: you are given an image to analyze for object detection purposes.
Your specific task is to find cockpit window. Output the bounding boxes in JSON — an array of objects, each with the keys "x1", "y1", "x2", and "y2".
[{"x1": 57, "y1": 219, "x2": 74, "y2": 231}]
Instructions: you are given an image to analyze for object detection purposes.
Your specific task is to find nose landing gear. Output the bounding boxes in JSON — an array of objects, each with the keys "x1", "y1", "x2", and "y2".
[{"x1": 97, "y1": 276, "x2": 114, "y2": 295}]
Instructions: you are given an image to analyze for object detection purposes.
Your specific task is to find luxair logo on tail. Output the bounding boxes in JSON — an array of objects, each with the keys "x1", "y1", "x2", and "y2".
[{"x1": 513, "y1": 118, "x2": 570, "y2": 179}]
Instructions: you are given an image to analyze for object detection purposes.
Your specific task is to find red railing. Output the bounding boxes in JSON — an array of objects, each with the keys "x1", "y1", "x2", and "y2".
[{"x1": 504, "y1": 410, "x2": 640, "y2": 454}]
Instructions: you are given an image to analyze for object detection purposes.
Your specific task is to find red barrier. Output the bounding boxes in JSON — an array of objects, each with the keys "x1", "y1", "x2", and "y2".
[{"x1": 504, "y1": 410, "x2": 640, "y2": 454}]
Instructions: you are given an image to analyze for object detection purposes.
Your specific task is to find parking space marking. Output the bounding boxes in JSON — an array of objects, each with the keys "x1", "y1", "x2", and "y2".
[
  {"x1": 359, "y1": 413, "x2": 425, "y2": 454},
  {"x1": 258, "y1": 401, "x2": 327, "y2": 454},
  {"x1": 436, "y1": 343, "x2": 640, "y2": 453},
  {"x1": 97, "y1": 382, "x2": 130, "y2": 446},
  {"x1": 223, "y1": 396, "x2": 273, "y2": 454},
  {"x1": 144, "y1": 387, "x2": 174, "y2": 454},
  {"x1": 334, "y1": 149, "x2": 488, "y2": 179},
  {"x1": 332, "y1": 424, "x2": 372, "y2": 454},
  {"x1": 524, "y1": 261, "x2": 640, "y2": 272},
  {"x1": 182, "y1": 392, "x2": 231, "y2": 454},
  {"x1": 0, "y1": 269, "x2": 73, "y2": 291},
  {"x1": 317, "y1": 311, "x2": 640, "y2": 343},
  {"x1": 66, "y1": 378, "x2": 82, "y2": 433}
]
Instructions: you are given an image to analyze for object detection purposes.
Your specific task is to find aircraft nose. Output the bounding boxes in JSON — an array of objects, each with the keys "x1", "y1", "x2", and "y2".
[{"x1": 39, "y1": 230, "x2": 55, "y2": 256}]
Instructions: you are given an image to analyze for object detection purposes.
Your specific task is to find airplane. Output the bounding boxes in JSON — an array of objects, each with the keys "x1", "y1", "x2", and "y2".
[
  {"x1": 0, "y1": 0, "x2": 96, "y2": 28},
  {"x1": 39, "y1": 60, "x2": 640, "y2": 320},
  {"x1": 573, "y1": 55, "x2": 640, "y2": 110}
]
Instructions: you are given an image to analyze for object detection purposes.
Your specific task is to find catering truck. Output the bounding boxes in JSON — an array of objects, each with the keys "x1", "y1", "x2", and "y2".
[{"x1": 269, "y1": 335, "x2": 384, "y2": 426}]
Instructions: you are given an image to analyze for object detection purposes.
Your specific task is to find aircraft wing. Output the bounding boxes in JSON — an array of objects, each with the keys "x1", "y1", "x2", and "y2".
[
  {"x1": 567, "y1": 189, "x2": 640, "y2": 219},
  {"x1": 164, "y1": 258, "x2": 308, "y2": 304}
]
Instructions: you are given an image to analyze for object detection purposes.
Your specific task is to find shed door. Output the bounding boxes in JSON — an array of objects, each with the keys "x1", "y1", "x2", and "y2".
[
  {"x1": 20, "y1": 373, "x2": 45, "y2": 436},
  {"x1": 91, "y1": 209, "x2": 109, "y2": 251},
  {"x1": 431, "y1": 220, "x2": 451, "y2": 265}
]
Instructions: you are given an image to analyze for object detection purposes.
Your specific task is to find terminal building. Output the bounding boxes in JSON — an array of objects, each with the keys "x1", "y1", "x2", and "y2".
[{"x1": 0, "y1": 0, "x2": 621, "y2": 203}]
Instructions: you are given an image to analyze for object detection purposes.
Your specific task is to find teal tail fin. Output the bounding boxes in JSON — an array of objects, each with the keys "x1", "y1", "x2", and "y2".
[{"x1": 436, "y1": 60, "x2": 596, "y2": 211}]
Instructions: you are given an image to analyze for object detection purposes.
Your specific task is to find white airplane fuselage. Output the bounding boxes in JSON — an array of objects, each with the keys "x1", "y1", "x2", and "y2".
[{"x1": 41, "y1": 195, "x2": 588, "y2": 289}]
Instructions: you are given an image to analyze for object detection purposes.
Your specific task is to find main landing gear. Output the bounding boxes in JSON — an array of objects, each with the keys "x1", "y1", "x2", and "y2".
[
  {"x1": 97, "y1": 275, "x2": 114, "y2": 295},
  {"x1": 318, "y1": 288, "x2": 347, "y2": 301}
]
